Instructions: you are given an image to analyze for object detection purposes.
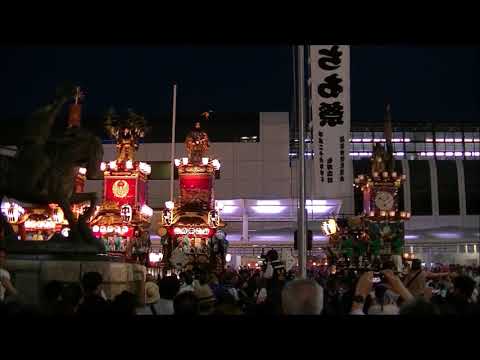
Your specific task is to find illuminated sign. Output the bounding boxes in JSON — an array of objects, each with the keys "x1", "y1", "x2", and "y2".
[{"x1": 173, "y1": 227, "x2": 211, "y2": 236}]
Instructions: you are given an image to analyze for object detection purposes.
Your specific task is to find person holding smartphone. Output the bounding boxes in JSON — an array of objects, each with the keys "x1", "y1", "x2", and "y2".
[{"x1": 350, "y1": 270, "x2": 413, "y2": 315}]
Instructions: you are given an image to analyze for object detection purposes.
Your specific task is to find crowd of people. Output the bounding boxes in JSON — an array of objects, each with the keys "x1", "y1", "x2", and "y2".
[{"x1": 1, "y1": 246, "x2": 480, "y2": 317}]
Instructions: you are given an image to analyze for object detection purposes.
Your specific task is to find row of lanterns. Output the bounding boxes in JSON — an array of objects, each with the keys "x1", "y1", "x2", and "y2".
[
  {"x1": 366, "y1": 210, "x2": 411, "y2": 219},
  {"x1": 100, "y1": 160, "x2": 151, "y2": 175},
  {"x1": 174, "y1": 157, "x2": 221, "y2": 170},
  {"x1": 92, "y1": 225, "x2": 130, "y2": 235}
]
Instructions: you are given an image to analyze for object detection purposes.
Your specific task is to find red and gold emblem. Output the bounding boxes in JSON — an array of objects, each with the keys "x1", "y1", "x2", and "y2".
[{"x1": 112, "y1": 180, "x2": 130, "y2": 198}]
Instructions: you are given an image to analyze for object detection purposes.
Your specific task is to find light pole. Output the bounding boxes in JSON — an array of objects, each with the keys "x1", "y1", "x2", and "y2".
[{"x1": 296, "y1": 45, "x2": 307, "y2": 279}]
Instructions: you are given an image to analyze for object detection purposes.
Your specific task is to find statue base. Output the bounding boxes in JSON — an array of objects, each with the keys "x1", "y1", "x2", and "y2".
[{"x1": 6, "y1": 254, "x2": 146, "y2": 307}]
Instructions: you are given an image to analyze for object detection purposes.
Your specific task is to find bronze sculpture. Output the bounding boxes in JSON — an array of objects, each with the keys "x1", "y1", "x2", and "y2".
[{"x1": 0, "y1": 85, "x2": 104, "y2": 252}]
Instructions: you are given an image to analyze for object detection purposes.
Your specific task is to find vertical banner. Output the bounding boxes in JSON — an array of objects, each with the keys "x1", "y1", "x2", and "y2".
[{"x1": 310, "y1": 45, "x2": 353, "y2": 213}]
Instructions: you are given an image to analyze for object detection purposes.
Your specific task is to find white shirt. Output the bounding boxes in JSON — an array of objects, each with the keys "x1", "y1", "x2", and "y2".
[{"x1": 0, "y1": 268, "x2": 11, "y2": 302}]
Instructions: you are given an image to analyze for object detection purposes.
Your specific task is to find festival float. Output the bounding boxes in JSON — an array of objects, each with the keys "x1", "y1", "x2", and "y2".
[
  {"x1": 1, "y1": 87, "x2": 90, "y2": 241},
  {"x1": 158, "y1": 112, "x2": 227, "y2": 274},
  {"x1": 88, "y1": 109, "x2": 153, "y2": 261},
  {"x1": 326, "y1": 105, "x2": 411, "y2": 271}
]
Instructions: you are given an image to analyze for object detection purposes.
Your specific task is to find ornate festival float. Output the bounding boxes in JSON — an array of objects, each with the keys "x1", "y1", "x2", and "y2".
[
  {"x1": 326, "y1": 105, "x2": 411, "y2": 272},
  {"x1": 1, "y1": 87, "x2": 93, "y2": 242},
  {"x1": 88, "y1": 109, "x2": 153, "y2": 262},
  {"x1": 157, "y1": 112, "x2": 227, "y2": 274}
]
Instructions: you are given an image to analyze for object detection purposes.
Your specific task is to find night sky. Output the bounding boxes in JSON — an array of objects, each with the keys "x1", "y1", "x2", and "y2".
[{"x1": 0, "y1": 46, "x2": 479, "y2": 123}]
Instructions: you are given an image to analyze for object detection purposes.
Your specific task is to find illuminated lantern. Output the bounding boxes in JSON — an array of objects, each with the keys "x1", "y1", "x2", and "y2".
[
  {"x1": 100, "y1": 226, "x2": 107, "y2": 233},
  {"x1": 107, "y1": 226, "x2": 114, "y2": 233},
  {"x1": 182, "y1": 157, "x2": 188, "y2": 165},
  {"x1": 389, "y1": 210, "x2": 396, "y2": 217},
  {"x1": 212, "y1": 159, "x2": 221, "y2": 170},
  {"x1": 109, "y1": 161, "x2": 117, "y2": 170},
  {"x1": 92, "y1": 225, "x2": 100, "y2": 233},
  {"x1": 122, "y1": 226, "x2": 129, "y2": 234},
  {"x1": 202, "y1": 157, "x2": 209, "y2": 165},
  {"x1": 126, "y1": 160, "x2": 133, "y2": 170},
  {"x1": 174, "y1": 159, "x2": 181, "y2": 167},
  {"x1": 100, "y1": 162, "x2": 106, "y2": 171},
  {"x1": 225, "y1": 254, "x2": 232, "y2": 262},
  {"x1": 165, "y1": 201, "x2": 174, "y2": 210},
  {"x1": 78, "y1": 167, "x2": 87, "y2": 175}
]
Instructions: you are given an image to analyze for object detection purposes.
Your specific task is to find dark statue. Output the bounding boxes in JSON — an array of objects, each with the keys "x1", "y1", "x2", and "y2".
[{"x1": 0, "y1": 85, "x2": 105, "y2": 252}]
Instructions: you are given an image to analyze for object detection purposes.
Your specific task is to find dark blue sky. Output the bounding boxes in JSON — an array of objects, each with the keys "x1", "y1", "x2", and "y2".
[{"x1": 0, "y1": 46, "x2": 479, "y2": 122}]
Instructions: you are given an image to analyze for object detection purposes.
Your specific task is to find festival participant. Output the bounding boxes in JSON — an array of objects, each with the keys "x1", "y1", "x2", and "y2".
[
  {"x1": 0, "y1": 247, "x2": 17, "y2": 303},
  {"x1": 281, "y1": 279, "x2": 324, "y2": 315},
  {"x1": 403, "y1": 259, "x2": 450, "y2": 298},
  {"x1": 77, "y1": 272, "x2": 109, "y2": 316},
  {"x1": 57, "y1": 283, "x2": 83, "y2": 316},
  {"x1": 439, "y1": 275, "x2": 480, "y2": 315},
  {"x1": 178, "y1": 271, "x2": 195, "y2": 294},
  {"x1": 350, "y1": 270, "x2": 413, "y2": 315},
  {"x1": 173, "y1": 291, "x2": 199, "y2": 316},
  {"x1": 193, "y1": 270, "x2": 215, "y2": 315},
  {"x1": 110, "y1": 291, "x2": 137, "y2": 316},
  {"x1": 137, "y1": 280, "x2": 161, "y2": 315}
]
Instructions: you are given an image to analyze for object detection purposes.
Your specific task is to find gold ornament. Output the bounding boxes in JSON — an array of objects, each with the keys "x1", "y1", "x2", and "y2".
[{"x1": 112, "y1": 180, "x2": 130, "y2": 198}]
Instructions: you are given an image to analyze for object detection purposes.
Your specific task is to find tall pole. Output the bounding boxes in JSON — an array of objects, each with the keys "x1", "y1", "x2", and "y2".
[
  {"x1": 297, "y1": 45, "x2": 307, "y2": 279},
  {"x1": 170, "y1": 84, "x2": 177, "y2": 202}
]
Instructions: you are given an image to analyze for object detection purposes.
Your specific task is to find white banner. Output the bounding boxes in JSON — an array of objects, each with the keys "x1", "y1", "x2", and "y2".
[{"x1": 310, "y1": 45, "x2": 353, "y2": 212}]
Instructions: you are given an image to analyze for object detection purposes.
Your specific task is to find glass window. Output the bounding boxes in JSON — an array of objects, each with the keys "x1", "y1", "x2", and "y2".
[
  {"x1": 464, "y1": 160, "x2": 480, "y2": 214},
  {"x1": 409, "y1": 160, "x2": 432, "y2": 215},
  {"x1": 437, "y1": 161, "x2": 459, "y2": 215}
]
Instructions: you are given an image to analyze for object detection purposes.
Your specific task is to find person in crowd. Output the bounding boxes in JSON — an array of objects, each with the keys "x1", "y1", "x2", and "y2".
[
  {"x1": 400, "y1": 298, "x2": 440, "y2": 316},
  {"x1": 350, "y1": 270, "x2": 413, "y2": 315},
  {"x1": 42, "y1": 280, "x2": 64, "y2": 316},
  {"x1": 137, "y1": 280, "x2": 162, "y2": 315},
  {"x1": 439, "y1": 275, "x2": 479, "y2": 315},
  {"x1": 403, "y1": 259, "x2": 450, "y2": 298},
  {"x1": 57, "y1": 283, "x2": 83, "y2": 316},
  {"x1": 154, "y1": 275, "x2": 180, "y2": 315},
  {"x1": 213, "y1": 288, "x2": 243, "y2": 315},
  {"x1": 281, "y1": 279, "x2": 324, "y2": 315},
  {"x1": 178, "y1": 271, "x2": 195, "y2": 294},
  {"x1": 0, "y1": 247, "x2": 17, "y2": 303},
  {"x1": 110, "y1": 291, "x2": 137, "y2": 316},
  {"x1": 262, "y1": 250, "x2": 287, "y2": 314},
  {"x1": 77, "y1": 271, "x2": 109, "y2": 316},
  {"x1": 194, "y1": 270, "x2": 216, "y2": 315},
  {"x1": 221, "y1": 271, "x2": 239, "y2": 302},
  {"x1": 365, "y1": 283, "x2": 400, "y2": 315},
  {"x1": 173, "y1": 291, "x2": 199, "y2": 316}
]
